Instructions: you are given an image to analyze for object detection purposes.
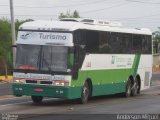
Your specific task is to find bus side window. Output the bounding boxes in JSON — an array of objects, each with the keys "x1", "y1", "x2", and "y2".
[
  {"x1": 86, "y1": 30, "x2": 99, "y2": 53},
  {"x1": 132, "y1": 35, "x2": 142, "y2": 53},
  {"x1": 142, "y1": 35, "x2": 152, "y2": 54},
  {"x1": 99, "y1": 32, "x2": 111, "y2": 53}
]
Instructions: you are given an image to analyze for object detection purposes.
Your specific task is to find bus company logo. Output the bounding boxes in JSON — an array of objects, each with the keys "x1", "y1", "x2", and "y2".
[{"x1": 20, "y1": 32, "x2": 37, "y2": 40}]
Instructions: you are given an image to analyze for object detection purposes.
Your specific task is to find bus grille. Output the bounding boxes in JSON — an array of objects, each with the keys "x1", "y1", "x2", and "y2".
[
  {"x1": 26, "y1": 80, "x2": 37, "y2": 84},
  {"x1": 25, "y1": 80, "x2": 52, "y2": 85},
  {"x1": 40, "y1": 81, "x2": 52, "y2": 85}
]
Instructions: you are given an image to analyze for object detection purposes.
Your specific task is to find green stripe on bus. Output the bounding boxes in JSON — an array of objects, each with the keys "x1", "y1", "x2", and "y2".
[
  {"x1": 132, "y1": 54, "x2": 141, "y2": 77},
  {"x1": 71, "y1": 69, "x2": 132, "y2": 87}
]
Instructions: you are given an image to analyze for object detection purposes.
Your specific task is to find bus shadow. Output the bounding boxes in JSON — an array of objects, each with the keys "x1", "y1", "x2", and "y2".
[{"x1": 30, "y1": 93, "x2": 127, "y2": 107}]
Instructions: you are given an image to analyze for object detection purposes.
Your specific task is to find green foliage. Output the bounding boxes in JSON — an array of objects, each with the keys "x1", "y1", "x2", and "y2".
[
  {"x1": 153, "y1": 27, "x2": 160, "y2": 54},
  {"x1": 0, "y1": 18, "x2": 33, "y2": 75},
  {"x1": 153, "y1": 27, "x2": 160, "y2": 42},
  {"x1": 73, "y1": 10, "x2": 80, "y2": 18},
  {"x1": 58, "y1": 10, "x2": 80, "y2": 19},
  {"x1": 0, "y1": 19, "x2": 11, "y2": 74}
]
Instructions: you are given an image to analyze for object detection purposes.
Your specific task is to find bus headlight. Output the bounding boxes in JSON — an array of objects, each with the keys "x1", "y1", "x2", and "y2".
[
  {"x1": 14, "y1": 79, "x2": 25, "y2": 83},
  {"x1": 53, "y1": 80, "x2": 69, "y2": 86}
]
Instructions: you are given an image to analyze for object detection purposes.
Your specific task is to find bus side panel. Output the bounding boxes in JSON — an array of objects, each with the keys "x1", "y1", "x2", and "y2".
[
  {"x1": 71, "y1": 54, "x2": 142, "y2": 97},
  {"x1": 86, "y1": 69, "x2": 129, "y2": 96},
  {"x1": 136, "y1": 55, "x2": 152, "y2": 90},
  {"x1": 71, "y1": 69, "x2": 130, "y2": 96},
  {"x1": 92, "y1": 83, "x2": 126, "y2": 96},
  {"x1": 70, "y1": 54, "x2": 152, "y2": 97}
]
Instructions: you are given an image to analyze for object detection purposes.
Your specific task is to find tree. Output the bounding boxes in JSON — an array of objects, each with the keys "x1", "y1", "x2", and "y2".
[
  {"x1": 153, "y1": 27, "x2": 160, "y2": 53},
  {"x1": 73, "y1": 10, "x2": 80, "y2": 18},
  {"x1": 0, "y1": 18, "x2": 12, "y2": 75},
  {"x1": 0, "y1": 18, "x2": 33, "y2": 75},
  {"x1": 58, "y1": 10, "x2": 80, "y2": 19}
]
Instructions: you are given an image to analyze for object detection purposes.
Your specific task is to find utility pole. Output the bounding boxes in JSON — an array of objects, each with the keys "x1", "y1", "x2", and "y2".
[{"x1": 9, "y1": 0, "x2": 16, "y2": 66}]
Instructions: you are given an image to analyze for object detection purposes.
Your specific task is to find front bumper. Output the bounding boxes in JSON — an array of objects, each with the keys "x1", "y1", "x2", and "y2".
[{"x1": 12, "y1": 83, "x2": 81, "y2": 99}]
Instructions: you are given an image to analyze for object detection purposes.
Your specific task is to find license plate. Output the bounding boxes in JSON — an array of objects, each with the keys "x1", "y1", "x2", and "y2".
[{"x1": 34, "y1": 88, "x2": 44, "y2": 92}]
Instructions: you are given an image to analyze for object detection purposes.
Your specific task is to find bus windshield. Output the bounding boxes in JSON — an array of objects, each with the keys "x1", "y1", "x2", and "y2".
[
  {"x1": 15, "y1": 44, "x2": 41, "y2": 70},
  {"x1": 41, "y1": 46, "x2": 68, "y2": 72},
  {"x1": 15, "y1": 44, "x2": 68, "y2": 72}
]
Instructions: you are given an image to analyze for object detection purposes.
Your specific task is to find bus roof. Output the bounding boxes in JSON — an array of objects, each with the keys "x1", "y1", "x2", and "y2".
[{"x1": 19, "y1": 19, "x2": 152, "y2": 35}]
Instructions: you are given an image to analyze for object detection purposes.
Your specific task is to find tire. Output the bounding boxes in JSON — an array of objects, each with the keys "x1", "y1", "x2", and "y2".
[
  {"x1": 31, "y1": 96, "x2": 43, "y2": 103},
  {"x1": 123, "y1": 80, "x2": 132, "y2": 98},
  {"x1": 137, "y1": 80, "x2": 141, "y2": 95},
  {"x1": 15, "y1": 95, "x2": 22, "y2": 97},
  {"x1": 131, "y1": 78, "x2": 138, "y2": 96},
  {"x1": 80, "y1": 82, "x2": 90, "y2": 104}
]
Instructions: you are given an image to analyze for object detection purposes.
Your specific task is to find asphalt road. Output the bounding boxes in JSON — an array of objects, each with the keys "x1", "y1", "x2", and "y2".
[
  {"x1": 152, "y1": 73, "x2": 160, "y2": 80},
  {"x1": 0, "y1": 83, "x2": 12, "y2": 96},
  {"x1": 0, "y1": 84, "x2": 160, "y2": 120}
]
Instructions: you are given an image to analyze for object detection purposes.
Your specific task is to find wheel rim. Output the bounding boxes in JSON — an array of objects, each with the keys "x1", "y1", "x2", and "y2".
[
  {"x1": 82, "y1": 83, "x2": 89, "y2": 102},
  {"x1": 127, "y1": 85, "x2": 131, "y2": 96},
  {"x1": 134, "y1": 80, "x2": 139, "y2": 94}
]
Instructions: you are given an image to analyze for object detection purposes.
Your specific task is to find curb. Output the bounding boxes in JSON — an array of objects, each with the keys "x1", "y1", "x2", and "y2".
[
  {"x1": 0, "y1": 95, "x2": 15, "y2": 99},
  {"x1": 0, "y1": 76, "x2": 13, "y2": 82},
  {"x1": 0, "y1": 95, "x2": 29, "y2": 100},
  {"x1": 0, "y1": 79, "x2": 12, "y2": 84}
]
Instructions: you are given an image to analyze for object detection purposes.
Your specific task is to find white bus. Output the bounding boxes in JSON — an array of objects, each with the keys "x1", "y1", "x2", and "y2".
[{"x1": 13, "y1": 18, "x2": 152, "y2": 104}]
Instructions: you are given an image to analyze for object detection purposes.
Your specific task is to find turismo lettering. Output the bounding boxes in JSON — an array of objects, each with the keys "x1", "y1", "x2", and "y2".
[{"x1": 39, "y1": 33, "x2": 66, "y2": 40}]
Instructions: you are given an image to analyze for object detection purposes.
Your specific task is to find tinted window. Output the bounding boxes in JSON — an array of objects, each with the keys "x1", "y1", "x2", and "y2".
[
  {"x1": 99, "y1": 32, "x2": 133, "y2": 54},
  {"x1": 73, "y1": 30, "x2": 86, "y2": 45},
  {"x1": 111, "y1": 32, "x2": 118, "y2": 53},
  {"x1": 142, "y1": 35, "x2": 152, "y2": 54},
  {"x1": 99, "y1": 32, "x2": 111, "y2": 53},
  {"x1": 132, "y1": 35, "x2": 142, "y2": 53},
  {"x1": 73, "y1": 29, "x2": 152, "y2": 54},
  {"x1": 86, "y1": 30, "x2": 99, "y2": 53},
  {"x1": 120, "y1": 33, "x2": 132, "y2": 54}
]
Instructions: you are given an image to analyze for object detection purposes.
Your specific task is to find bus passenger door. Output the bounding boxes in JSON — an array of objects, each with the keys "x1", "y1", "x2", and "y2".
[{"x1": 72, "y1": 45, "x2": 86, "y2": 80}]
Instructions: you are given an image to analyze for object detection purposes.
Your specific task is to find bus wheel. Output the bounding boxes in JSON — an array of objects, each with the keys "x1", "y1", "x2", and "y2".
[
  {"x1": 80, "y1": 81, "x2": 90, "y2": 104},
  {"x1": 131, "y1": 78, "x2": 140, "y2": 96},
  {"x1": 31, "y1": 96, "x2": 43, "y2": 103},
  {"x1": 124, "y1": 80, "x2": 132, "y2": 98},
  {"x1": 137, "y1": 79, "x2": 141, "y2": 95}
]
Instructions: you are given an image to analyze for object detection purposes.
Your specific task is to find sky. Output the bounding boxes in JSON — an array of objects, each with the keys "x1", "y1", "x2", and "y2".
[{"x1": 0, "y1": 0, "x2": 160, "y2": 32}]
